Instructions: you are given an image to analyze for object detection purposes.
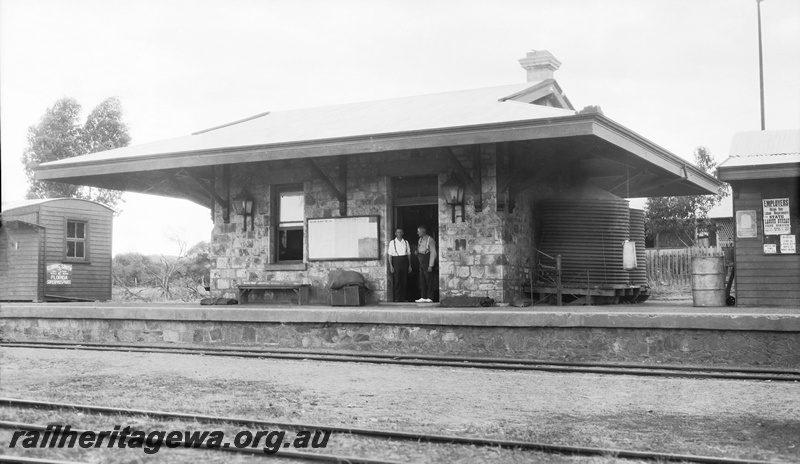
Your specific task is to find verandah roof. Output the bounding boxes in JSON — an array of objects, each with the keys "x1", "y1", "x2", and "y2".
[{"x1": 34, "y1": 80, "x2": 720, "y2": 203}]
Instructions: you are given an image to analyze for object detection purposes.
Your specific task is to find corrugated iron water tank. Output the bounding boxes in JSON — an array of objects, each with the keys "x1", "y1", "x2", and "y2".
[
  {"x1": 628, "y1": 208, "x2": 647, "y2": 286},
  {"x1": 539, "y1": 186, "x2": 631, "y2": 287}
]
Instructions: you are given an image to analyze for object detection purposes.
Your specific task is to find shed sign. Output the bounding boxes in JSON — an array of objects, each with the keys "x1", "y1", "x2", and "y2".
[
  {"x1": 47, "y1": 263, "x2": 72, "y2": 285},
  {"x1": 762, "y1": 198, "x2": 791, "y2": 235}
]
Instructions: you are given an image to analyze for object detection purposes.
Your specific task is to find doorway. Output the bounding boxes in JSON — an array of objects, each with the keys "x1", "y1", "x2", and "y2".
[{"x1": 392, "y1": 176, "x2": 439, "y2": 302}]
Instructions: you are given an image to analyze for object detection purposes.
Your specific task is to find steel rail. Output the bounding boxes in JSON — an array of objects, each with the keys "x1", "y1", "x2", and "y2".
[
  {"x1": 2, "y1": 341, "x2": 799, "y2": 382},
  {"x1": 0, "y1": 419, "x2": 400, "y2": 464},
  {"x1": 5, "y1": 339, "x2": 796, "y2": 375},
  {"x1": 0, "y1": 454, "x2": 88, "y2": 464},
  {"x1": 0, "y1": 398, "x2": 776, "y2": 464}
]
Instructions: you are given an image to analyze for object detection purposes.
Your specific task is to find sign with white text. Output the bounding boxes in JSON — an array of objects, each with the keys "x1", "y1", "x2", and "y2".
[
  {"x1": 46, "y1": 263, "x2": 72, "y2": 285},
  {"x1": 763, "y1": 198, "x2": 791, "y2": 235},
  {"x1": 780, "y1": 234, "x2": 796, "y2": 254}
]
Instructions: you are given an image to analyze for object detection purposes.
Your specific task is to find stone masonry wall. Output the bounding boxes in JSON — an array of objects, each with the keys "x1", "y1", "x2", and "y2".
[
  {"x1": 209, "y1": 146, "x2": 562, "y2": 304},
  {"x1": 437, "y1": 144, "x2": 555, "y2": 303},
  {"x1": 501, "y1": 183, "x2": 558, "y2": 301},
  {"x1": 438, "y1": 145, "x2": 509, "y2": 302},
  {"x1": 4, "y1": 318, "x2": 798, "y2": 367},
  {"x1": 210, "y1": 157, "x2": 390, "y2": 304}
]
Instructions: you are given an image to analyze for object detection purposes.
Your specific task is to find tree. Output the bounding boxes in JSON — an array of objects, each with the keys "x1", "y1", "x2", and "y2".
[
  {"x1": 22, "y1": 97, "x2": 131, "y2": 211},
  {"x1": 645, "y1": 147, "x2": 729, "y2": 247},
  {"x1": 112, "y1": 253, "x2": 154, "y2": 287},
  {"x1": 184, "y1": 241, "x2": 212, "y2": 288},
  {"x1": 112, "y1": 238, "x2": 211, "y2": 302}
]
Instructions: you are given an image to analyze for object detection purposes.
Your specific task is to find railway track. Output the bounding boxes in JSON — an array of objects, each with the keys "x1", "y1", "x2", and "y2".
[
  {"x1": 0, "y1": 454, "x2": 89, "y2": 464},
  {"x1": 0, "y1": 397, "x2": 777, "y2": 464},
  {"x1": 2, "y1": 340, "x2": 799, "y2": 382},
  {"x1": 0, "y1": 419, "x2": 399, "y2": 464}
]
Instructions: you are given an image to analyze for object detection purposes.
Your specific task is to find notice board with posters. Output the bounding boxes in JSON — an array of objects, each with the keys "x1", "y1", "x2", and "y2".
[
  {"x1": 762, "y1": 197, "x2": 797, "y2": 254},
  {"x1": 308, "y1": 216, "x2": 380, "y2": 261}
]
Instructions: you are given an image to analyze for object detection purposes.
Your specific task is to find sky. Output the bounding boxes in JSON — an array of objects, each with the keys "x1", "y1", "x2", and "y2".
[{"x1": 2, "y1": 0, "x2": 799, "y2": 256}]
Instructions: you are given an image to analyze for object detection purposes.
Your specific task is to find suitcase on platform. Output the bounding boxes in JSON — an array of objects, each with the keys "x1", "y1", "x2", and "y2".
[{"x1": 331, "y1": 285, "x2": 366, "y2": 306}]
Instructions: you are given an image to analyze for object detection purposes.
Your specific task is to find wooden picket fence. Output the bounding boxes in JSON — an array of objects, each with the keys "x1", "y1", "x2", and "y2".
[{"x1": 645, "y1": 246, "x2": 725, "y2": 286}]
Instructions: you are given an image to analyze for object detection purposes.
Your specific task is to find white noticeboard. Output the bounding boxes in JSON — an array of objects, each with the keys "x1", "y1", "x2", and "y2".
[{"x1": 308, "y1": 216, "x2": 380, "y2": 261}]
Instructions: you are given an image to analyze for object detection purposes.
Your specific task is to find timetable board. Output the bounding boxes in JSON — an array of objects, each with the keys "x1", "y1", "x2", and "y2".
[{"x1": 308, "y1": 216, "x2": 380, "y2": 261}]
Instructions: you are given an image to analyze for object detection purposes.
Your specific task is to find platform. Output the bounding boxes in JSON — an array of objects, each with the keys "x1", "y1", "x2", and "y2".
[{"x1": 2, "y1": 301, "x2": 799, "y2": 367}]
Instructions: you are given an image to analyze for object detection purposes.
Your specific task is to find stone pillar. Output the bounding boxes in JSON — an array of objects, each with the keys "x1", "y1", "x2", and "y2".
[{"x1": 438, "y1": 144, "x2": 510, "y2": 302}]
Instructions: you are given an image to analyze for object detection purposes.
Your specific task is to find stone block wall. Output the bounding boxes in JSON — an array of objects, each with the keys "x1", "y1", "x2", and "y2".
[
  {"x1": 438, "y1": 144, "x2": 510, "y2": 302},
  {"x1": 208, "y1": 145, "x2": 563, "y2": 304},
  {"x1": 210, "y1": 156, "x2": 390, "y2": 304},
  {"x1": 502, "y1": 183, "x2": 558, "y2": 300},
  {"x1": 437, "y1": 144, "x2": 562, "y2": 303},
  {"x1": 4, "y1": 317, "x2": 798, "y2": 368},
  {"x1": 209, "y1": 178, "x2": 272, "y2": 296},
  {"x1": 298, "y1": 156, "x2": 389, "y2": 303}
]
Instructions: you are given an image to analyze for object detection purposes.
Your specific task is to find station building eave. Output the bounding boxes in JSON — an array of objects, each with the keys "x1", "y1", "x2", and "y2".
[{"x1": 35, "y1": 113, "x2": 720, "y2": 205}]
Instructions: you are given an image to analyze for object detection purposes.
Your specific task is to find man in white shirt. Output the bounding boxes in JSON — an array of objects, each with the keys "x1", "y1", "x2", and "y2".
[
  {"x1": 387, "y1": 228, "x2": 411, "y2": 302},
  {"x1": 415, "y1": 225, "x2": 437, "y2": 303}
]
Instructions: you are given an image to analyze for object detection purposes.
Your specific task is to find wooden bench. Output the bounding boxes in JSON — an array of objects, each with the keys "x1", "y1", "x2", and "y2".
[{"x1": 237, "y1": 283, "x2": 311, "y2": 305}]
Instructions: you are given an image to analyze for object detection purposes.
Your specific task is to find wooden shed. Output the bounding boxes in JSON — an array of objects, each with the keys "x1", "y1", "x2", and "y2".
[
  {"x1": 718, "y1": 130, "x2": 800, "y2": 307},
  {"x1": 0, "y1": 198, "x2": 113, "y2": 302}
]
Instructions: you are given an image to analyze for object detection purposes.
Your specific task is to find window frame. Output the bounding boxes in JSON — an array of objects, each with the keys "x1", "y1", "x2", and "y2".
[
  {"x1": 63, "y1": 218, "x2": 90, "y2": 263},
  {"x1": 275, "y1": 185, "x2": 305, "y2": 263}
]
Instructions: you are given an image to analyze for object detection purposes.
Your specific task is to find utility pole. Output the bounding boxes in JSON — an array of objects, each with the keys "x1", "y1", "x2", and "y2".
[{"x1": 757, "y1": 0, "x2": 766, "y2": 130}]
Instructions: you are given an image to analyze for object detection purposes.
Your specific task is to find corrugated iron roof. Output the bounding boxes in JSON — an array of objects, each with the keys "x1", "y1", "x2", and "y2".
[
  {"x1": 718, "y1": 152, "x2": 800, "y2": 168},
  {"x1": 719, "y1": 129, "x2": 800, "y2": 168},
  {"x1": 41, "y1": 82, "x2": 575, "y2": 168},
  {"x1": 729, "y1": 129, "x2": 800, "y2": 157}
]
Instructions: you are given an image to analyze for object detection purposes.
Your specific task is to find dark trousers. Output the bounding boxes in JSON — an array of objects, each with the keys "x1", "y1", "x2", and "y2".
[
  {"x1": 418, "y1": 253, "x2": 434, "y2": 300},
  {"x1": 391, "y1": 255, "x2": 409, "y2": 302}
]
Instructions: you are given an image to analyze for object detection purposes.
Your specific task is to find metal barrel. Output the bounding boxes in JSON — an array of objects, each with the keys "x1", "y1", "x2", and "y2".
[{"x1": 691, "y1": 256, "x2": 725, "y2": 307}]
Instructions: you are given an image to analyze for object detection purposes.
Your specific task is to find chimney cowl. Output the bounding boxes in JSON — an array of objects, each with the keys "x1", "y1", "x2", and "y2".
[{"x1": 518, "y1": 50, "x2": 561, "y2": 82}]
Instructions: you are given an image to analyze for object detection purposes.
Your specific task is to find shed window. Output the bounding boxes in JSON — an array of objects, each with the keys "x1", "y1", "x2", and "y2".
[
  {"x1": 277, "y1": 190, "x2": 304, "y2": 262},
  {"x1": 66, "y1": 220, "x2": 87, "y2": 260}
]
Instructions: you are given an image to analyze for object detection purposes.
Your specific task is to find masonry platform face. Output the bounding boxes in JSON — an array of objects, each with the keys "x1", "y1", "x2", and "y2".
[{"x1": 2, "y1": 302, "x2": 798, "y2": 368}]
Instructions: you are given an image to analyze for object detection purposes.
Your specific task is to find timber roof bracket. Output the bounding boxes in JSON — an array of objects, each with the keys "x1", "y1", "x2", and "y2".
[
  {"x1": 305, "y1": 157, "x2": 348, "y2": 216},
  {"x1": 635, "y1": 166, "x2": 690, "y2": 196},
  {"x1": 180, "y1": 169, "x2": 227, "y2": 208},
  {"x1": 606, "y1": 169, "x2": 651, "y2": 196},
  {"x1": 447, "y1": 147, "x2": 482, "y2": 212}
]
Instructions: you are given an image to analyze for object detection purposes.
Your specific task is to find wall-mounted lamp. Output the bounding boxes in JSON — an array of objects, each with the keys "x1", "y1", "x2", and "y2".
[
  {"x1": 441, "y1": 175, "x2": 465, "y2": 223},
  {"x1": 231, "y1": 190, "x2": 255, "y2": 231}
]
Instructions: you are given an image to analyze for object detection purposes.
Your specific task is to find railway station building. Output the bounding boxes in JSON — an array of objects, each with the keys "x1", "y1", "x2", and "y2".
[{"x1": 34, "y1": 51, "x2": 719, "y2": 305}]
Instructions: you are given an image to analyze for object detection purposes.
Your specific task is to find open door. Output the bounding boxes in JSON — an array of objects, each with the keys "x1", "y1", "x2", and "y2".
[{"x1": 392, "y1": 176, "x2": 439, "y2": 302}]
